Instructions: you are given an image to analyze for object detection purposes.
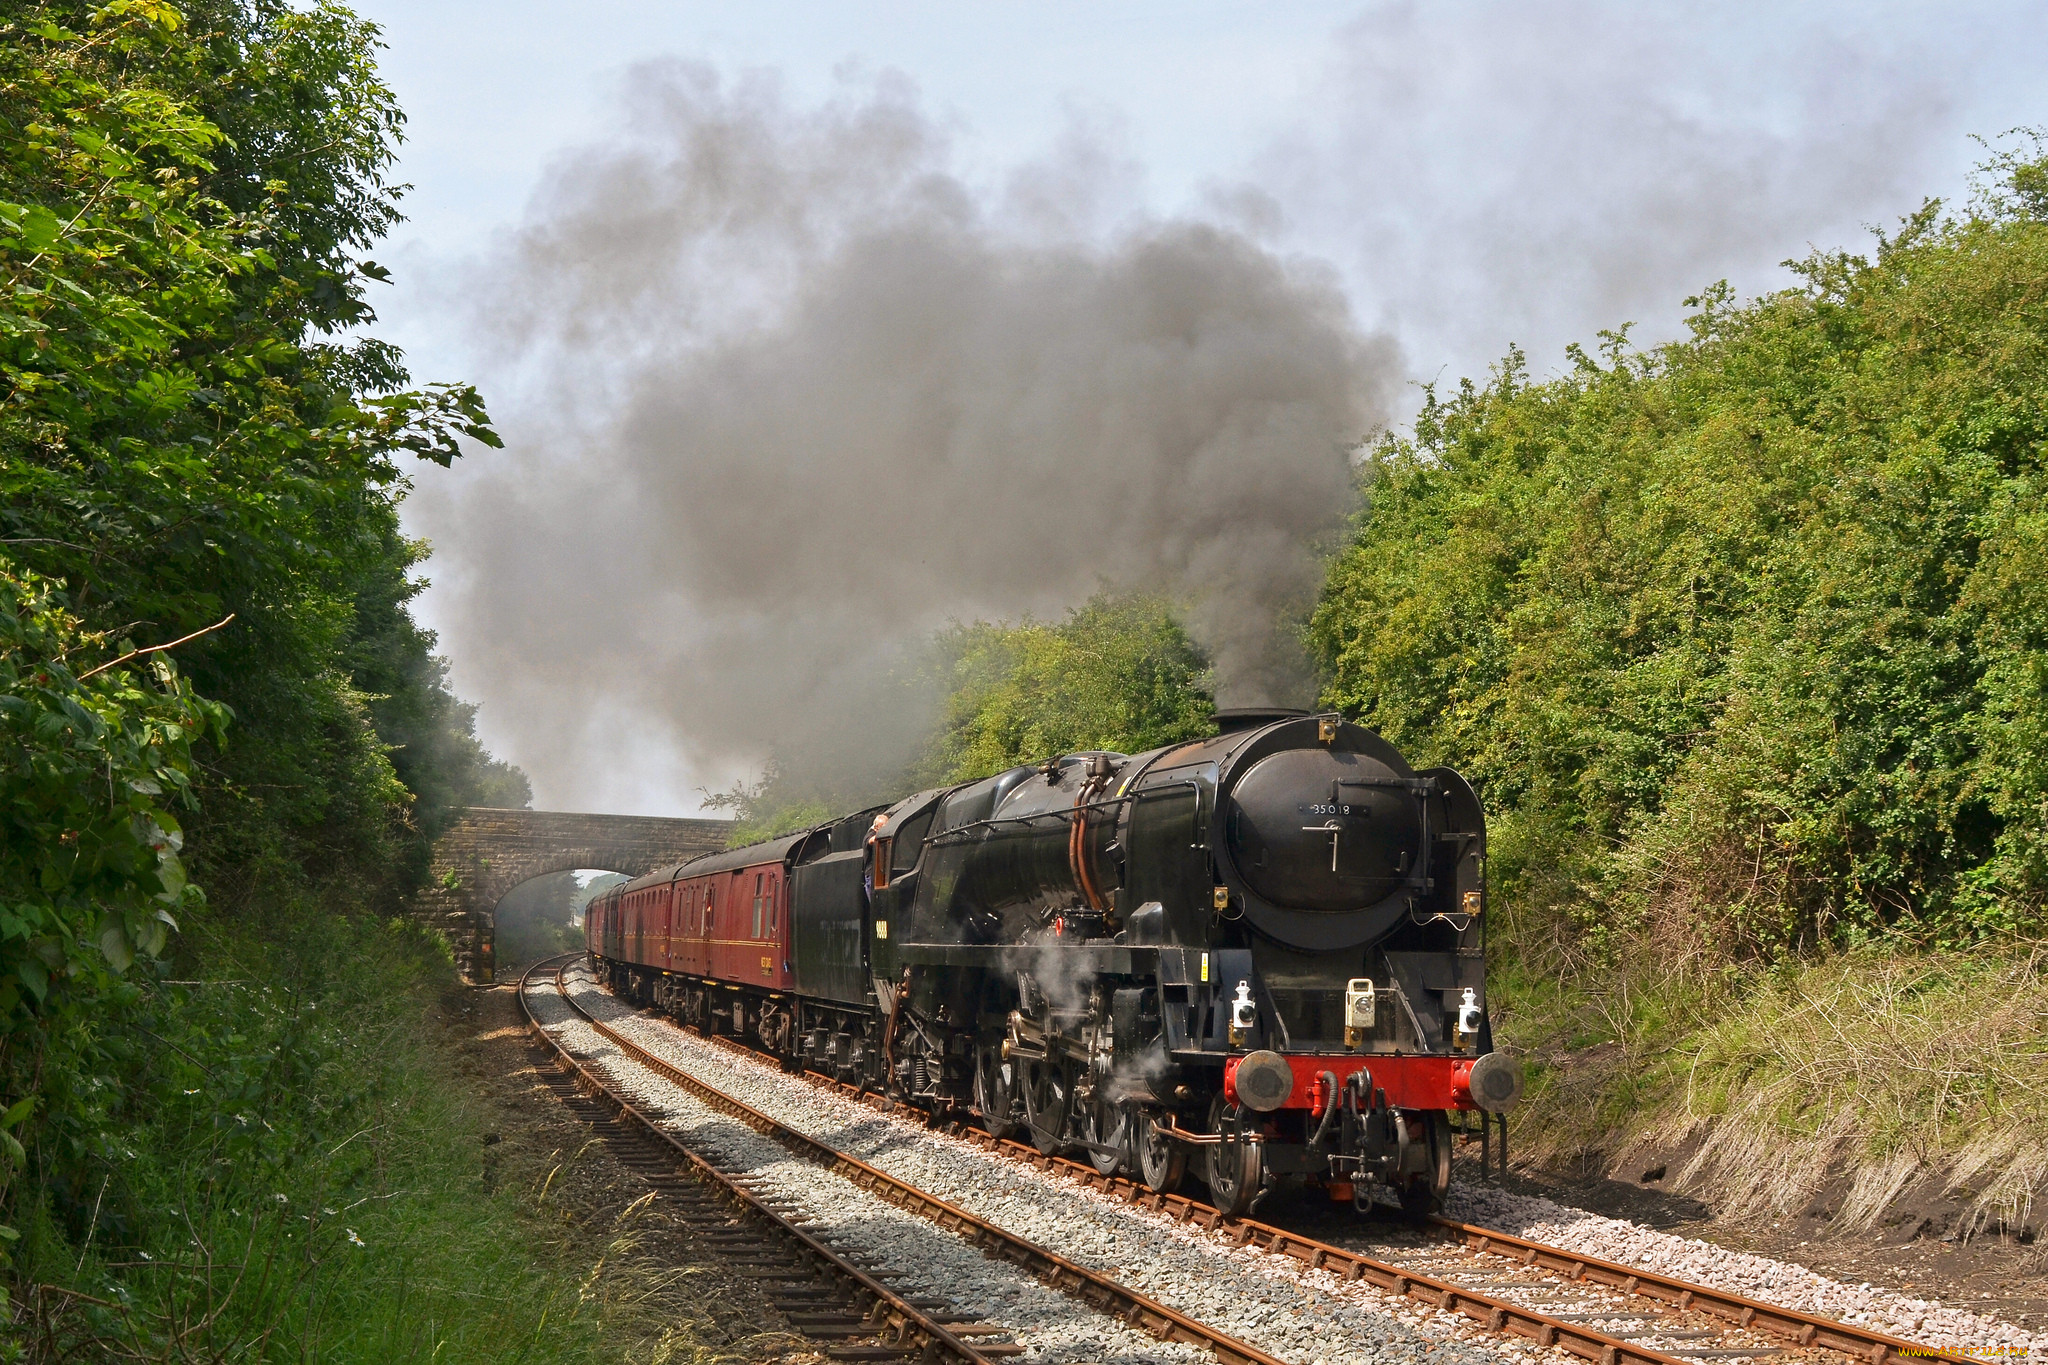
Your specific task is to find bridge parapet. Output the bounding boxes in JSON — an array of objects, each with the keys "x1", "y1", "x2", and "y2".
[{"x1": 420, "y1": 807, "x2": 734, "y2": 981}]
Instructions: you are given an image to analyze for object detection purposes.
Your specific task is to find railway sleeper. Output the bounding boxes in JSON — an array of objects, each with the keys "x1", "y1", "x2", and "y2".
[{"x1": 554, "y1": 958, "x2": 1981, "y2": 1365}]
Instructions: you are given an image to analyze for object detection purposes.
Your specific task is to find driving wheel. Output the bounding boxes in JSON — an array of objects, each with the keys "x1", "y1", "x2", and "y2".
[
  {"x1": 1020, "y1": 1056, "x2": 1073, "y2": 1155},
  {"x1": 1081, "y1": 1093, "x2": 1130, "y2": 1176},
  {"x1": 975, "y1": 1046, "x2": 1022, "y2": 1140},
  {"x1": 1205, "y1": 1095, "x2": 1264, "y2": 1217}
]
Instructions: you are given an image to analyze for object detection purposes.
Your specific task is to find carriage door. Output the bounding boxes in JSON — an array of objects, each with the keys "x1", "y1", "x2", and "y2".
[
  {"x1": 750, "y1": 871, "x2": 773, "y2": 980},
  {"x1": 761, "y1": 867, "x2": 787, "y2": 984},
  {"x1": 693, "y1": 881, "x2": 714, "y2": 976}
]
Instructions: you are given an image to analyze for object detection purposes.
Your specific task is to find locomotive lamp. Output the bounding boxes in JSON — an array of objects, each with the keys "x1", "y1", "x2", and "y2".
[
  {"x1": 1228, "y1": 980, "x2": 1257, "y2": 1045},
  {"x1": 1343, "y1": 978, "x2": 1376, "y2": 1048},
  {"x1": 1454, "y1": 987, "x2": 1483, "y2": 1048},
  {"x1": 1212, "y1": 885, "x2": 1230, "y2": 913},
  {"x1": 1317, "y1": 716, "x2": 1339, "y2": 744}
]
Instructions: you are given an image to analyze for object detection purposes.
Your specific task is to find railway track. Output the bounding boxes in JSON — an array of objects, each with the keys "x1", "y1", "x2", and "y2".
[
  {"x1": 553, "y1": 961, "x2": 1978, "y2": 1365},
  {"x1": 938, "y1": 1124, "x2": 1973, "y2": 1365},
  {"x1": 518, "y1": 955, "x2": 1010, "y2": 1365}
]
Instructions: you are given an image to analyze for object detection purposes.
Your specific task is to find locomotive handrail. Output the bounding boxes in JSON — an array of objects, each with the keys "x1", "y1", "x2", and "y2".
[{"x1": 922, "y1": 778, "x2": 1203, "y2": 847}]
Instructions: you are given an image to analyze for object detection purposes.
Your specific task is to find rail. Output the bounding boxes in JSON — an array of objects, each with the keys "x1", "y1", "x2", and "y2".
[
  {"x1": 517, "y1": 955, "x2": 1000, "y2": 1365},
  {"x1": 691, "y1": 1015, "x2": 1973, "y2": 1365},
  {"x1": 535, "y1": 957, "x2": 1293, "y2": 1365}
]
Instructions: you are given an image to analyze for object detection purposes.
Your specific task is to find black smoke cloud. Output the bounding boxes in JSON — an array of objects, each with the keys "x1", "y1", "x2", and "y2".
[{"x1": 413, "y1": 64, "x2": 1395, "y2": 812}]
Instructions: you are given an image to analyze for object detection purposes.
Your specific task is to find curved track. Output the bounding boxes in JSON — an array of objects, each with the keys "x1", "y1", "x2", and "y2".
[
  {"x1": 525, "y1": 954, "x2": 1290, "y2": 1365},
  {"x1": 518, "y1": 955, "x2": 1005, "y2": 1365},
  {"x1": 938, "y1": 1121, "x2": 1971, "y2": 1365},
  {"x1": 572, "y1": 962, "x2": 1972, "y2": 1365}
]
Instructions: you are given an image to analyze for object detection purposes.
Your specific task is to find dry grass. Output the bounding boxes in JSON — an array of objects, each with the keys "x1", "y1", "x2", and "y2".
[
  {"x1": 1664, "y1": 945, "x2": 2048, "y2": 1231},
  {"x1": 1506, "y1": 943, "x2": 2048, "y2": 1234}
]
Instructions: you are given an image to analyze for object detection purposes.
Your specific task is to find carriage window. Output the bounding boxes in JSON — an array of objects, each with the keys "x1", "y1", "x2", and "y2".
[{"x1": 752, "y1": 872, "x2": 765, "y2": 939}]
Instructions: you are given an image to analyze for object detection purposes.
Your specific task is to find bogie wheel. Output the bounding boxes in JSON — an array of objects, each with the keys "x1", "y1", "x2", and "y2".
[
  {"x1": 1205, "y1": 1097, "x2": 1264, "y2": 1217},
  {"x1": 1399, "y1": 1111, "x2": 1454, "y2": 1220},
  {"x1": 975, "y1": 1046, "x2": 1022, "y2": 1140},
  {"x1": 1133, "y1": 1105, "x2": 1186, "y2": 1194},
  {"x1": 1020, "y1": 1056, "x2": 1073, "y2": 1155}
]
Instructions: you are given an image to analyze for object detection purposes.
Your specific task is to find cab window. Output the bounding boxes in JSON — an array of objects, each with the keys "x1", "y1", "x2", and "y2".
[{"x1": 891, "y1": 809, "x2": 934, "y2": 875}]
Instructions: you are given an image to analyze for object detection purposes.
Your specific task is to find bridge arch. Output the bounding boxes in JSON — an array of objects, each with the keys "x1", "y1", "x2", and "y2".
[
  {"x1": 419, "y1": 808, "x2": 733, "y2": 981},
  {"x1": 492, "y1": 868, "x2": 630, "y2": 973}
]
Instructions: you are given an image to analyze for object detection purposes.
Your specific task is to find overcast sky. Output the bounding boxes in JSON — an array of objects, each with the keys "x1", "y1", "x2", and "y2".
[{"x1": 356, "y1": 1, "x2": 2048, "y2": 816}]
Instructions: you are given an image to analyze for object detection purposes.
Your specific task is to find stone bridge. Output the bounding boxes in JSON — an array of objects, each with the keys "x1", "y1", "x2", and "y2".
[{"x1": 421, "y1": 807, "x2": 733, "y2": 981}]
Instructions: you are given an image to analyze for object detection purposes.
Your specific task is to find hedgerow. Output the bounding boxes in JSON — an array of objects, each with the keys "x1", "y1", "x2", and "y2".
[
  {"x1": 1310, "y1": 141, "x2": 2048, "y2": 963},
  {"x1": 0, "y1": 2, "x2": 553, "y2": 1350}
]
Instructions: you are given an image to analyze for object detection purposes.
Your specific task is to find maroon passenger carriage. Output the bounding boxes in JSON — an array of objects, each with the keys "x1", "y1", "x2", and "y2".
[{"x1": 588, "y1": 708, "x2": 1523, "y2": 1216}]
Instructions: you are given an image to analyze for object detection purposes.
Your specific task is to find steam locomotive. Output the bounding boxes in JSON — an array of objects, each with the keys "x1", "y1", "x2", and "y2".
[{"x1": 584, "y1": 708, "x2": 1523, "y2": 1215}]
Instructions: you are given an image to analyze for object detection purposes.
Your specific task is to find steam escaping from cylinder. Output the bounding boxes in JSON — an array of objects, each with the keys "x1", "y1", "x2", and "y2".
[{"x1": 412, "y1": 63, "x2": 1398, "y2": 810}]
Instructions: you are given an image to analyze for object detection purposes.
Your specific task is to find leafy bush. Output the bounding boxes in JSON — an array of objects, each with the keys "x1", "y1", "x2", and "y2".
[
  {"x1": 1310, "y1": 142, "x2": 2048, "y2": 965},
  {"x1": 0, "y1": 563, "x2": 225, "y2": 1245}
]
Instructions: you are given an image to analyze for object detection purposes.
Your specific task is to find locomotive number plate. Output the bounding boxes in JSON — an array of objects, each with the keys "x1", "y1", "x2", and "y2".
[{"x1": 1302, "y1": 803, "x2": 1364, "y2": 817}]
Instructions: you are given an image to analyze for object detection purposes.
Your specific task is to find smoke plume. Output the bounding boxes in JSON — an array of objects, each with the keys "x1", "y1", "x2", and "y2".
[
  {"x1": 1260, "y1": 2, "x2": 1974, "y2": 376},
  {"x1": 413, "y1": 64, "x2": 1395, "y2": 812}
]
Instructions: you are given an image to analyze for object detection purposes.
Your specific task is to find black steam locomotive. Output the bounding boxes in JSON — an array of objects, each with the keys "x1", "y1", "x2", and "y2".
[{"x1": 587, "y1": 708, "x2": 1522, "y2": 1215}]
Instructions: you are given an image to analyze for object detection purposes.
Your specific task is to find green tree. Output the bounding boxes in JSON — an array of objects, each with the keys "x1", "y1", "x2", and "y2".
[
  {"x1": 1309, "y1": 139, "x2": 2048, "y2": 964},
  {"x1": 0, "y1": 0, "x2": 517, "y2": 903},
  {"x1": 920, "y1": 592, "x2": 1216, "y2": 783},
  {"x1": 0, "y1": 0, "x2": 525, "y2": 1270}
]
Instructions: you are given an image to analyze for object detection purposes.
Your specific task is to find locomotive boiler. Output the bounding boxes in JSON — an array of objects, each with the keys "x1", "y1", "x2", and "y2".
[{"x1": 587, "y1": 708, "x2": 1522, "y2": 1215}]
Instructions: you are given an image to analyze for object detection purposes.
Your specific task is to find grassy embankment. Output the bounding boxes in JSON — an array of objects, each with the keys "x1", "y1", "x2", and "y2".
[{"x1": 6, "y1": 903, "x2": 742, "y2": 1362}]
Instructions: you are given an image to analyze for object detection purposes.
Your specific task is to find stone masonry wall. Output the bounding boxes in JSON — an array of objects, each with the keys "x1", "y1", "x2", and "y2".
[{"x1": 420, "y1": 807, "x2": 733, "y2": 982}]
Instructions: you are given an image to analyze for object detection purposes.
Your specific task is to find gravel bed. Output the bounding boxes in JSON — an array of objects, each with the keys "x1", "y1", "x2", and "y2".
[
  {"x1": 557, "y1": 968, "x2": 1551, "y2": 1365},
  {"x1": 523, "y1": 980, "x2": 1212, "y2": 1365},
  {"x1": 1443, "y1": 1185, "x2": 2048, "y2": 1359}
]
